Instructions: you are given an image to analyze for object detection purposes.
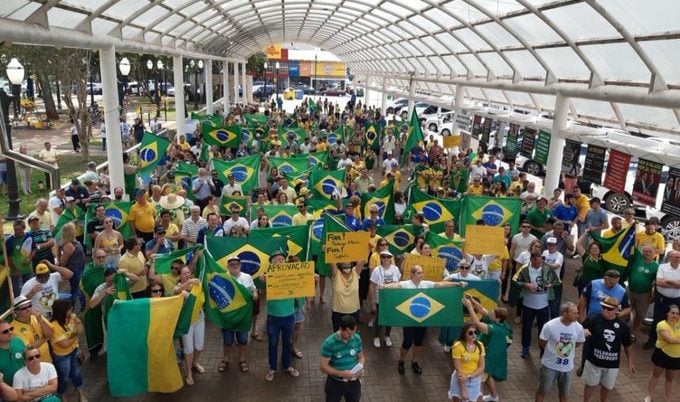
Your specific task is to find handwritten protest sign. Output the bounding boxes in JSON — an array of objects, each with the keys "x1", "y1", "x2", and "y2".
[
  {"x1": 325, "y1": 231, "x2": 370, "y2": 263},
  {"x1": 443, "y1": 135, "x2": 461, "y2": 148},
  {"x1": 401, "y1": 253, "x2": 446, "y2": 281},
  {"x1": 266, "y1": 261, "x2": 315, "y2": 300},
  {"x1": 463, "y1": 225, "x2": 505, "y2": 256}
]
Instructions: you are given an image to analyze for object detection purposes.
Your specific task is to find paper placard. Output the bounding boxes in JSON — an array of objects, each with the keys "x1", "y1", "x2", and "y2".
[
  {"x1": 325, "y1": 231, "x2": 370, "y2": 263},
  {"x1": 443, "y1": 135, "x2": 461, "y2": 148},
  {"x1": 401, "y1": 253, "x2": 446, "y2": 282},
  {"x1": 266, "y1": 261, "x2": 316, "y2": 300},
  {"x1": 463, "y1": 225, "x2": 505, "y2": 256}
]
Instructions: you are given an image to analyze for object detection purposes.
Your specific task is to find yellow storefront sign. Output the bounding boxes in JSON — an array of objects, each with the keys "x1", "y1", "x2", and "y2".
[{"x1": 265, "y1": 44, "x2": 282, "y2": 59}]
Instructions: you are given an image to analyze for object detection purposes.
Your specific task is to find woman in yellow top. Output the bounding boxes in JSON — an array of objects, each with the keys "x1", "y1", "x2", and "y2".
[
  {"x1": 12, "y1": 295, "x2": 53, "y2": 363},
  {"x1": 93, "y1": 217, "x2": 124, "y2": 267},
  {"x1": 174, "y1": 266, "x2": 206, "y2": 386},
  {"x1": 449, "y1": 321, "x2": 486, "y2": 402},
  {"x1": 48, "y1": 299, "x2": 86, "y2": 401},
  {"x1": 645, "y1": 304, "x2": 680, "y2": 402}
]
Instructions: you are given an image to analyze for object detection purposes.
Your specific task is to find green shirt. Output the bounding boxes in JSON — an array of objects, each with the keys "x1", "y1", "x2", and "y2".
[
  {"x1": 628, "y1": 260, "x2": 659, "y2": 294},
  {"x1": 526, "y1": 207, "x2": 553, "y2": 239},
  {"x1": 449, "y1": 167, "x2": 469, "y2": 194},
  {"x1": 580, "y1": 254, "x2": 605, "y2": 284},
  {"x1": 320, "y1": 332, "x2": 363, "y2": 371},
  {"x1": 7, "y1": 234, "x2": 32, "y2": 276},
  {"x1": 477, "y1": 317, "x2": 512, "y2": 381},
  {"x1": 0, "y1": 337, "x2": 25, "y2": 385},
  {"x1": 267, "y1": 299, "x2": 295, "y2": 317}
]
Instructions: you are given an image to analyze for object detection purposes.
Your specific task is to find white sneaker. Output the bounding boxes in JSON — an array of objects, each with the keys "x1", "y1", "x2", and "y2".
[
  {"x1": 385, "y1": 337, "x2": 393, "y2": 347},
  {"x1": 443, "y1": 345, "x2": 451, "y2": 353},
  {"x1": 482, "y1": 395, "x2": 499, "y2": 402},
  {"x1": 373, "y1": 337, "x2": 381, "y2": 348}
]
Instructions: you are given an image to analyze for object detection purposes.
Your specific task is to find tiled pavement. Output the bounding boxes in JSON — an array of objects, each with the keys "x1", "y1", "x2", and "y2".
[{"x1": 75, "y1": 258, "x2": 659, "y2": 402}]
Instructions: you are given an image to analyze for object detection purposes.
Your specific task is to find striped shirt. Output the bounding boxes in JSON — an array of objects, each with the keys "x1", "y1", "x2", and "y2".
[{"x1": 321, "y1": 332, "x2": 362, "y2": 371}]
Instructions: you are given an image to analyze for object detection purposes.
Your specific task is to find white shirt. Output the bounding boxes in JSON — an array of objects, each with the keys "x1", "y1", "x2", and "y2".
[
  {"x1": 383, "y1": 136, "x2": 396, "y2": 155},
  {"x1": 511, "y1": 233, "x2": 538, "y2": 261},
  {"x1": 470, "y1": 165, "x2": 486, "y2": 180},
  {"x1": 522, "y1": 266, "x2": 549, "y2": 310},
  {"x1": 100, "y1": 123, "x2": 106, "y2": 138},
  {"x1": 337, "y1": 158, "x2": 353, "y2": 169},
  {"x1": 370, "y1": 265, "x2": 401, "y2": 303},
  {"x1": 222, "y1": 183, "x2": 243, "y2": 197},
  {"x1": 12, "y1": 362, "x2": 58, "y2": 391},
  {"x1": 48, "y1": 195, "x2": 65, "y2": 225},
  {"x1": 223, "y1": 217, "x2": 250, "y2": 233},
  {"x1": 21, "y1": 273, "x2": 63, "y2": 319},
  {"x1": 382, "y1": 158, "x2": 398, "y2": 173},
  {"x1": 467, "y1": 255, "x2": 495, "y2": 279},
  {"x1": 399, "y1": 280, "x2": 434, "y2": 289},
  {"x1": 181, "y1": 217, "x2": 208, "y2": 242},
  {"x1": 444, "y1": 272, "x2": 480, "y2": 281},
  {"x1": 539, "y1": 317, "x2": 585, "y2": 372},
  {"x1": 234, "y1": 272, "x2": 256, "y2": 295},
  {"x1": 656, "y1": 262, "x2": 680, "y2": 298},
  {"x1": 542, "y1": 250, "x2": 564, "y2": 278},
  {"x1": 300, "y1": 143, "x2": 312, "y2": 154}
]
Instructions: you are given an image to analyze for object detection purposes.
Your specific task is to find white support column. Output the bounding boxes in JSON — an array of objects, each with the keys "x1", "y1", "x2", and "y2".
[
  {"x1": 223, "y1": 60, "x2": 230, "y2": 115},
  {"x1": 407, "y1": 76, "x2": 416, "y2": 119},
  {"x1": 241, "y1": 61, "x2": 247, "y2": 104},
  {"x1": 234, "y1": 62, "x2": 238, "y2": 103},
  {"x1": 381, "y1": 77, "x2": 388, "y2": 116},
  {"x1": 544, "y1": 94, "x2": 570, "y2": 195},
  {"x1": 364, "y1": 76, "x2": 370, "y2": 108},
  {"x1": 205, "y1": 59, "x2": 213, "y2": 115},
  {"x1": 99, "y1": 46, "x2": 124, "y2": 194},
  {"x1": 173, "y1": 55, "x2": 186, "y2": 140},
  {"x1": 453, "y1": 84, "x2": 464, "y2": 136}
]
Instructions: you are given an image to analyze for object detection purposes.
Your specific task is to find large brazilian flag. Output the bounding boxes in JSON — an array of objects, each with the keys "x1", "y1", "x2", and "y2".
[
  {"x1": 205, "y1": 236, "x2": 287, "y2": 280},
  {"x1": 408, "y1": 187, "x2": 461, "y2": 233},
  {"x1": 212, "y1": 155, "x2": 261, "y2": 194},
  {"x1": 310, "y1": 169, "x2": 345, "y2": 200},
  {"x1": 459, "y1": 196, "x2": 522, "y2": 236},
  {"x1": 268, "y1": 156, "x2": 310, "y2": 176},
  {"x1": 250, "y1": 225, "x2": 309, "y2": 259},
  {"x1": 378, "y1": 287, "x2": 463, "y2": 327},
  {"x1": 202, "y1": 253, "x2": 254, "y2": 331},
  {"x1": 401, "y1": 109, "x2": 424, "y2": 164},
  {"x1": 426, "y1": 232, "x2": 465, "y2": 275},
  {"x1": 361, "y1": 181, "x2": 394, "y2": 223},
  {"x1": 249, "y1": 204, "x2": 299, "y2": 227},
  {"x1": 83, "y1": 201, "x2": 133, "y2": 248},
  {"x1": 589, "y1": 224, "x2": 637, "y2": 281},
  {"x1": 107, "y1": 295, "x2": 186, "y2": 396},
  {"x1": 376, "y1": 224, "x2": 421, "y2": 256},
  {"x1": 202, "y1": 123, "x2": 241, "y2": 148},
  {"x1": 138, "y1": 132, "x2": 171, "y2": 177}
]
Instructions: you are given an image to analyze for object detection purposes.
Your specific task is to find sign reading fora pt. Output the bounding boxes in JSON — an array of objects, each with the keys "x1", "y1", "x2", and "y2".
[{"x1": 325, "y1": 231, "x2": 370, "y2": 263}]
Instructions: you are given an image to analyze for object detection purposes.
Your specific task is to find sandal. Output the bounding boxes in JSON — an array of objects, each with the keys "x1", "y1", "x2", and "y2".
[
  {"x1": 285, "y1": 367, "x2": 300, "y2": 378},
  {"x1": 218, "y1": 360, "x2": 229, "y2": 373},
  {"x1": 265, "y1": 369, "x2": 275, "y2": 382},
  {"x1": 193, "y1": 363, "x2": 205, "y2": 374},
  {"x1": 293, "y1": 349, "x2": 303, "y2": 359},
  {"x1": 239, "y1": 361, "x2": 249, "y2": 372},
  {"x1": 251, "y1": 333, "x2": 263, "y2": 342},
  {"x1": 186, "y1": 376, "x2": 194, "y2": 386}
]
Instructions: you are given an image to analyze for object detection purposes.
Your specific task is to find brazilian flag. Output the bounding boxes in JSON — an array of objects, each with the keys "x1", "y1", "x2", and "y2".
[
  {"x1": 202, "y1": 123, "x2": 241, "y2": 148},
  {"x1": 458, "y1": 279, "x2": 501, "y2": 315},
  {"x1": 401, "y1": 109, "x2": 424, "y2": 165},
  {"x1": 589, "y1": 225, "x2": 637, "y2": 281},
  {"x1": 283, "y1": 167, "x2": 316, "y2": 190},
  {"x1": 154, "y1": 246, "x2": 202, "y2": 275},
  {"x1": 191, "y1": 112, "x2": 222, "y2": 127},
  {"x1": 308, "y1": 198, "x2": 340, "y2": 218},
  {"x1": 81, "y1": 261, "x2": 105, "y2": 354},
  {"x1": 205, "y1": 236, "x2": 287, "y2": 280},
  {"x1": 250, "y1": 225, "x2": 308, "y2": 259},
  {"x1": 459, "y1": 196, "x2": 522, "y2": 236},
  {"x1": 199, "y1": 141, "x2": 210, "y2": 161},
  {"x1": 54, "y1": 206, "x2": 85, "y2": 240},
  {"x1": 268, "y1": 156, "x2": 310, "y2": 176},
  {"x1": 361, "y1": 181, "x2": 394, "y2": 223},
  {"x1": 83, "y1": 201, "x2": 133, "y2": 248},
  {"x1": 139, "y1": 132, "x2": 171, "y2": 177},
  {"x1": 278, "y1": 126, "x2": 308, "y2": 146},
  {"x1": 220, "y1": 195, "x2": 248, "y2": 216},
  {"x1": 378, "y1": 287, "x2": 463, "y2": 327},
  {"x1": 212, "y1": 155, "x2": 261, "y2": 194},
  {"x1": 244, "y1": 113, "x2": 267, "y2": 126},
  {"x1": 327, "y1": 126, "x2": 345, "y2": 146},
  {"x1": 426, "y1": 232, "x2": 465, "y2": 275},
  {"x1": 249, "y1": 204, "x2": 299, "y2": 227},
  {"x1": 310, "y1": 169, "x2": 346, "y2": 200},
  {"x1": 408, "y1": 187, "x2": 461, "y2": 233},
  {"x1": 304, "y1": 151, "x2": 329, "y2": 168},
  {"x1": 306, "y1": 217, "x2": 326, "y2": 263},
  {"x1": 107, "y1": 295, "x2": 187, "y2": 396},
  {"x1": 202, "y1": 253, "x2": 254, "y2": 331},
  {"x1": 364, "y1": 122, "x2": 381, "y2": 151},
  {"x1": 376, "y1": 224, "x2": 421, "y2": 256}
]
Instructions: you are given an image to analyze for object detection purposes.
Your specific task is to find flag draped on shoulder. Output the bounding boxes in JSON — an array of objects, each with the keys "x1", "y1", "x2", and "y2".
[
  {"x1": 202, "y1": 253, "x2": 254, "y2": 331},
  {"x1": 107, "y1": 295, "x2": 186, "y2": 396},
  {"x1": 376, "y1": 224, "x2": 421, "y2": 256},
  {"x1": 250, "y1": 225, "x2": 308, "y2": 259},
  {"x1": 278, "y1": 127, "x2": 308, "y2": 145},
  {"x1": 205, "y1": 236, "x2": 287, "y2": 279},
  {"x1": 589, "y1": 224, "x2": 637, "y2": 279},
  {"x1": 459, "y1": 196, "x2": 522, "y2": 236},
  {"x1": 202, "y1": 123, "x2": 241, "y2": 148},
  {"x1": 83, "y1": 201, "x2": 133, "y2": 248},
  {"x1": 212, "y1": 155, "x2": 261, "y2": 194},
  {"x1": 426, "y1": 232, "x2": 465, "y2": 275},
  {"x1": 244, "y1": 114, "x2": 267, "y2": 126},
  {"x1": 249, "y1": 204, "x2": 299, "y2": 227},
  {"x1": 327, "y1": 126, "x2": 345, "y2": 146},
  {"x1": 408, "y1": 187, "x2": 461, "y2": 233},
  {"x1": 401, "y1": 109, "x2": 424, "y2": 164},
  {"x1": 378, "y1": 287, "x2": 463, "y2": 327},
  {"x1": 361, "y1": 181, "x2": 394, "y2": 223},
  {"x1": 310, "y1": 169, "x2": 345, "y2": 200},
  {"x1": 459, "y1": 279, "x2": 501, "y2": 313},
  {"x1": 139, "y1": 133, "x2": 171, "y2": 177},
  {"x1": 80, "y1": 264, "x2": 104, "y2": 353}
]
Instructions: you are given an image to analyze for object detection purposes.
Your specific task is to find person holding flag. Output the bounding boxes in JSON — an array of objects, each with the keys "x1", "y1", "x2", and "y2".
[{"x1": 173, "y1": 265, "x2": 205, "y2": 386}]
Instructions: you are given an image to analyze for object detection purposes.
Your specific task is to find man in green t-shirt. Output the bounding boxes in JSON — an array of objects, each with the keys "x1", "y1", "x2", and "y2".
[
  {"x1": 320, "y1": 315, "x2": 365, "y2": 402},
  {"x1": 526, "y1": 197, "x2": 553, "y2": 239},
  {"x1": 0, "y1": 320, "x2": 26, "y2": 385},
  {"x1": 628, "y1": 245, "x2": 659, "y2": 341},
  {"x1": 6, "y1": 220, "x2": 33, "y2": 295}
]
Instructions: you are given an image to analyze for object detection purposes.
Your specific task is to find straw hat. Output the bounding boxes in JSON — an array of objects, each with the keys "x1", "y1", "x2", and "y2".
[{"x1": 159, "y1": 193, "x2": 186, "y2": 209}]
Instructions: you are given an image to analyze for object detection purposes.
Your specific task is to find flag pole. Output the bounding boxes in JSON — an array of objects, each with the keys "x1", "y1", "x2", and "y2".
[{"x1": 0, "y1": 218, "x2": 16, "y2": 313}]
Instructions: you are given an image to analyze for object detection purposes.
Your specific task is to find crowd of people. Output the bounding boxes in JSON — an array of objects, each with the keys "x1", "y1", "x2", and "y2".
[{"x1": 1, "y1": 97, "x2": 679, "y2": 402}]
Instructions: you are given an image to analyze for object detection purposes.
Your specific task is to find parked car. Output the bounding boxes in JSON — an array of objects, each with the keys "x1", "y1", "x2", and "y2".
[
  {"x1": 421, "y1": 105, "x2": 452, "y2": 132},
  {"x1": 86, "y1": 82, "x2": 102, "y2": 95},
  {"x1": 294, "y1": 84, "x2": 317, "y2": 95},
  {"x1": 253, "y1": 84, "x2": 275, "y2": 100},
  {"x1": 386, "y1": 98, "x2": 408, "y2": 115},
  {"x1": 321, "y1": 86, "x2": 345, "y2": 96}
]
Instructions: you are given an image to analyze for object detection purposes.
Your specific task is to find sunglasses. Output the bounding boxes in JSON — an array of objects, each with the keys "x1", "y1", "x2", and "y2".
[
  {"x1": 467, "y1": 330, "x2": 478, "y2": 336},
  {"x1": 380, "y1": 255, "x2": 391, "y2": 259},
  {"x1": 1, "y1": 327, "x2": 14, "y2": 334},
  {"x1": 26, "y1": 354, "x2": 41, "y2": 361},
  {"x1": 521, "y1": 225, "x2": 530, "y2": 228},
  {"x1": 151, "y1": 289, "x2": 163, "y2": 294},
  {"x1": 95, "y1": 256, "x2": 106, "y2": 259},
  {"x1": 459, "y1": 266, "x2": 470, "y2": 270}
]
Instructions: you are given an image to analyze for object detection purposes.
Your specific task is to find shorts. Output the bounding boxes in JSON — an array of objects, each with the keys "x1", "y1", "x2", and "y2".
[
  {"x1": 181, "y1": 315, "x2": 205, "y2": 354},
  {"x1": 582, "y1": 360, "x2": 619, "y2": 390},
  {"x1": 652, "y1": 347, "x2": 680, "y2": 370},
  {"x1": 294, "y1": 306, "x2": 305, "y2": 323},
  {"x1": 537, "y1": 366, "x2": 572, "y2": 397},
  {"x1": 222, "y1": 329, "x2": 249, "y2": 346},
  {"x1": 448, "y1": 372, "x2": 481, "y2": 400}
]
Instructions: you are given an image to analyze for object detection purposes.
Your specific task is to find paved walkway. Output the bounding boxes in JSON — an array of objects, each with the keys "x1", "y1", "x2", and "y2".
[{"x1": 75, "y1": 258, "x2": 657, "y2": 402}]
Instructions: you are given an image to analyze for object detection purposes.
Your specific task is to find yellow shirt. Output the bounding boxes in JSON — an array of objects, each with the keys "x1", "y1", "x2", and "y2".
[
  {"x1": 119, "y1": 251, "x2": 147, "y2": 294},
  {"x1": 28, "y1": 211, "x2": 52, "y2": 231},
  {"x1": 161, "y1": 273, "x2": 180, "y2": 297},
  {"x1": 574, "y1": 195, "x2": 590, "y2": 220},
  {"x1": 466, "y1": 184, "x2": 484, "y2": 195},
  {"x1": 332, "y1": 270, "x2": 360, "y2": 314},
  {"x1": 13, "y1": 316, "x2": 52, "y2": 363},
  {"x1": 129, "y1": 202, "x2": 156, "y2": 233},
  {"x1": 165, "y1": 223, "x2": 180, "y2": 249},
  {"x1": 452, "y1": 341, "x2": 485, "y2": 375},
  {"x1": 48, "y1": 317, "x2": 79, "y2": 356},
  {"x1": 636, "y1": 230, "x2": 665, "y2": 256},
  {"x1": 292, "y1": 212, "x2": 314, "y2": 226},
  {"x1": 201, "y1": 204, "x2": 220, "y2": 219},
  {"x1": 656, "y1": 320, "x2": 680, "y2": 358},
  {"x1": 316, "y1": 142, "x2": 328, "y2": 152},
  {"x1": 189, "y1": 283, "x2": 205, "y2": 324},
  {"x1": 489, "y1": 246, "x2": 509, "y2": 272}
]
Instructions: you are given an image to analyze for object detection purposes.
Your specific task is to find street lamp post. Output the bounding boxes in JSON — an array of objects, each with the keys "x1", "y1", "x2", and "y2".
[
  {"x1": 275, "y1": 61, "x2": 280, "y2": 109},
  {"x1": 118, "y1": 57, "x2": 131, "y2": 110},
  {"x1": 314, "y1": 48, "x2": 319, "y2": 98},
  {"x1": 4, "y1": 57, "x2": 26, "y2": 220},
  {"x1": 156, "y1": 60, "x2": 164, "y2": 118},
  {"x1": 263, "y1": 62, "x2": 268, "y2": 103}
]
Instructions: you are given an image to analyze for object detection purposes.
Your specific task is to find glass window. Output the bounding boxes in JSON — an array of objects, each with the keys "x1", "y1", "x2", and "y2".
[
  {"x1": 456, "y1": 28, "x2": 492, "y2": 52},
  {"x1": 475, "y1": 22, "x2": 521, "y2": 48},
  {"x1": 640, "y1": 40, "x2": 680, "y2": 85},
  {"x1": 600, "y1": 0, "x2": 680, "y2": 35},
  {"x1": 102, "y1": 0, "x2": 147, "y2": 20},
  {"x1": 459, "y1": 54, "x2": 487, "y2": 76},
  {"x1": 131, "y1": 6, "x2": 168, "y2": 26}
]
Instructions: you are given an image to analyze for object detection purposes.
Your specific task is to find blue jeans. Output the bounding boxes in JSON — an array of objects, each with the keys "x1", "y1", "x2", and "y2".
[
  {"x1": 222, "y1": 329, "x2": 249, "y2": 346},
  {"x1": 521, "y1": 305, "x2": 549, "y2": 349},
  {"x1": 266, "y1": 314, "x2": 295, "y2": 371},
  {"x1": 53, "y1": 348, "x2": 83, "y2": 394},
  {"x1": 69, "y1": 268, "x2": 84, "y2": 312}
]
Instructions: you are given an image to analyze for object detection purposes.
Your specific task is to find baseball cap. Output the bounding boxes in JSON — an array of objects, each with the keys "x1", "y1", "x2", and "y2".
[
  {"x1": 35, "y1": 263, "x2": 49, "y2": 275},
  {"x1": 269, "y1": 250, "x2": 286, "y2": 262},
  {"x1": 227, "y1": 255, "x2": 240, "y2": 263},
  {"x1": 547, "y1": 237, "x2": 558, "y2": 244},
  {"x1": 600, "y1": 296, "x2": 620, "y2": 310},
  {"x1": 27, "y1": 215, "x2": 39, "y2": 222}
]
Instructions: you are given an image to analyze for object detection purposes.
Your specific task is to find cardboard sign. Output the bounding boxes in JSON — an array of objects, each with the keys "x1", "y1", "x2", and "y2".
[
  {"x1": 266, "y1": 261, "x2": 316, "y2": 300},
  {"x1": 443, "y1": 135, "x2": 461, "y2": 148},
  {"x1": 325, "y1": 231, "x2": 370, "y2": 263},
  {"x1": 463, "y1": 225, "x2": 505, "y2": 256},
  {"x1": 401, "y1": 253, "x2": 446, "y2": 282}
]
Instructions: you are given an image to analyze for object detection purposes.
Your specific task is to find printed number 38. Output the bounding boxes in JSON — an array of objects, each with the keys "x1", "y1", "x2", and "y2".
[{"x1": 555, "y1": 358, "x2": 569, "y2": 365}]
